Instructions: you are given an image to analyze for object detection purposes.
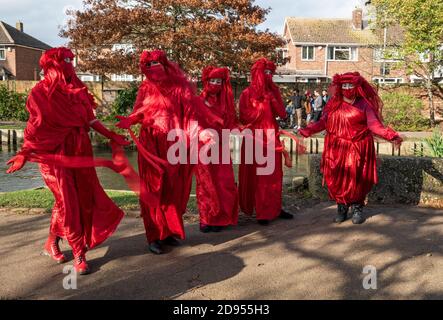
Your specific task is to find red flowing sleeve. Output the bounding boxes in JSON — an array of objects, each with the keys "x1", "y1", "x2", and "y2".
[
  {"x1": 365, "y1": 104, "x2": 399, "y2": 141},
  {"x1": 299, "y1": 111, "x2": 328, "y2": 137},
  {"x1": 269, "y1": 86, "x2": 287, "y2": 119}
]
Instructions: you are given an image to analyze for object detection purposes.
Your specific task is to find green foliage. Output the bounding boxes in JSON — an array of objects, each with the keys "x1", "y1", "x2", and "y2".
[
  {"x1": 381, "y1": 92, "x2": 429, "y2": 131},
  {"x1": 101, "y1": 84, "x2": 139, "y2": 123},
  {"x1": 424, "y1": 129, "x2": 443, "y2": 158},
  {"x1": 0, "y1": 85, "x2": 28, "y2": 121}
]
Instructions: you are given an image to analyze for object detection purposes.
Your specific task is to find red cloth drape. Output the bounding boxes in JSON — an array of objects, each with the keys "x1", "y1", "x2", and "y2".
[
  {"x1": 19, "y1": 80, "x2": 133, "y2": 256},
  {"x1": 195, "y1": 67, "x2": 239, "y2": 227},
  {"x1": 238, "y1": 83, "x2": 288, "y2": 220},
  {"x1": 300, "y1": 98, "x2": 400, "y2": 205}
]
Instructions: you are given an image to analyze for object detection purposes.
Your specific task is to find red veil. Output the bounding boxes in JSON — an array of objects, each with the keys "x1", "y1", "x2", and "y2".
[
  {"x1": 325, "y1": 72, "x2": 384, "y2": 121},
  {"x1": 19, "y1": 47, "x2": 140, "y2": 194}
]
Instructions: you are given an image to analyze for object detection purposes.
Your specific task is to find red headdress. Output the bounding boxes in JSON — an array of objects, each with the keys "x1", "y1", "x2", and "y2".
[
  {"x1": 326, "y1": 72, "x2": 383, "y2": 120},
  {"x1": 139, "y1": 49, "x2": 189, "y2": 85},
  {"x1": 39, "y1": 47, "x2": 95, "y2": 107},
  {"x1": 201, "y1": 66, "x2": 236, "y2": 128}
]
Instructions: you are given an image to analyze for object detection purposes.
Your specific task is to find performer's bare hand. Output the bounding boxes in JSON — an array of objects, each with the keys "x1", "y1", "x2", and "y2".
[
  {"x1": 392, "y1": 135, "x2": 403, "y2": 150},
  {"x1": 112, "y1": 133, "x2": 131, "y2": 146},
  {"x1": 298, "y1": 128, "x2": 310, "y2": 138},
  {"x1": 116, "y1": 115, "x2": 133, "y2": 130},
  {"x1": 6, "y1": 154, "x2": 27, "y2": 173}
]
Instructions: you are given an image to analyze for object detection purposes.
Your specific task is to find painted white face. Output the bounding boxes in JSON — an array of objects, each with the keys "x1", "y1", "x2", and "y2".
[
  {"x1": 64, "y1": 57, "x2": 72, "y2": 64},
  {"x1": 342, "y1": 83, "x2": 355, "y2": 90},
  {"x1": 209, "y1": 78, "x2": 223, "y2": 85},
  {"x1": 264, "y1": 69, "x2": 273, "y2": 75}
]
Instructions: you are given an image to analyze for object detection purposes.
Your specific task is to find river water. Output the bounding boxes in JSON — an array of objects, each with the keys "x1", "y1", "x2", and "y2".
[{"x1": 0, "y1": 147, "x2": 309, "y2": 193}]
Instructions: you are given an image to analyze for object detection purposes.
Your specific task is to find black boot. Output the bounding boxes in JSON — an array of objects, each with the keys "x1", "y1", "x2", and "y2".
[
  {"x1": 351, "y1": 204, "x2": 366, "y2": 225},
  {"x1": 257, "y1": 219, "x2": 270, "y2": 226},
  {"x1": 200, "y1": 224, "x2": 212, "y2": 233},
  {"x1": 148, "y1": 240, "x2": 163, "y2": 254},
  {"x1": 161, "y1": 236, "x2": 180, "y2": 247},
  {"x1": 334, "y1": 204, "x2": 349, "y2": 223},
  {"x1": 279, "y1": 209, "x2": 294, "y2": 220},
  {"x1": 211, "y1": 226, "x2": 223, "y2": 232}
]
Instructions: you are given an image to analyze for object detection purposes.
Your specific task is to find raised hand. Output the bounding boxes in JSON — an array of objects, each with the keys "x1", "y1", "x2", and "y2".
[
  {"x1": 115, "y1": 115, "x2": 133, "y2": 130},
  {"x1": 6, "y1": 154, "x2": 27, "y2": 174}
]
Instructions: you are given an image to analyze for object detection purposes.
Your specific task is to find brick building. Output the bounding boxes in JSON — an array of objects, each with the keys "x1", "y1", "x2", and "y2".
[
  {"x1": 0, "y1": 21, "x2": 51, "y2": 81},
  {"x1": 276, "y1": 8, "x2": 407, "y2": 84}
]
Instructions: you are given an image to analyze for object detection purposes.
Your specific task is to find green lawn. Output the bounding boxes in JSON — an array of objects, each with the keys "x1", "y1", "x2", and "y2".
[{"x1": 0, "y1": 188, "x2": 197, "y2": 213}]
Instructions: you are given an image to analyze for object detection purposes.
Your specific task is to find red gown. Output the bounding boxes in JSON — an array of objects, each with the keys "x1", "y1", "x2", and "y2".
[
  {"x1": 238, "y1": 88, "x2": 287, "y2": 220},
  {"x1": 195, "y1": 95, "x2": 239, "y2": 227},
  {"x1": 22, "y1": 82, "x2": 124, "y2": 256},
  {"x1": 132, "y1": 81, "x2": 196, "y2": 243},
  {"x1": 301, "y1": 97, "x2": 399, "y2": 205}
]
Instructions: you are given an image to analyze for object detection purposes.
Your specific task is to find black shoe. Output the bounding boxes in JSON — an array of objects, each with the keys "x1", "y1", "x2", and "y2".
[
  {"x1": 279, "y1": 210, "x2": 294, "y2": 220},
  {"x1": 258, "y1": 219, "x2": 270, "y2": 226},
  {"x1": 161, "y1": 236, "x2": 180, "y2": 246},
  {"x1": 211, "y1": 226, "x2": 223, "y2": 232},
  {"x1": 351, "y1": 204, "x2": 366, "y2": 225},
  {"x1": 334, "y1": 204, "x2": 349, "y2": 223},
  {"x1": 148, "y1": 241, "x2": 163, "y2": 254},
  {"x1": 200, "y1": 224, "x2": 212, "y2": 233}
]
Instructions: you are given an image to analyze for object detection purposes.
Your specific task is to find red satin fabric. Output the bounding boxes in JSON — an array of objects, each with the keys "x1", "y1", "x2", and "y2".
[
  {"x1": 21, "y1": 81, "x2": 125, "y2": 256},
  {"x1": 301, "y1": 98, "x2": 399, "y2": 205},
  {"x1": 129, "y1": 77, "x2": 196, "y2": 243},
  {"x1": 238, "y1": 83, "x2": 287, "y2": 220},
  {"x1": 195, "y1": 67, "x2": 239, "y2": 227}
]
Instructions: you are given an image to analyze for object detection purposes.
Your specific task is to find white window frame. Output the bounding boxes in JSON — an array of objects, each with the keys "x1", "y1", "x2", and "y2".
[
  {"x1": 373, "y1": 77, "x2": 404, "y2": 84},
  {"x1": 0, "y1": 47, "x2": 6, "y2": 60},
  {"x1": 301, "y1": 46, "x2": 315, "y2": 61},
  {"x1": 373, "y1": 48, "x2": 401, "y2": 62},
  {"x1": 327, "y1": 46, "x2": 358, "y2": 61}
]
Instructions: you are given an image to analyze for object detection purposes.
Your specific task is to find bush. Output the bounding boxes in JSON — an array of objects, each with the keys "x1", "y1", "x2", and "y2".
[
  {"x1": 425, "y1": 129, "x2": 443, "y2": 158},
  {"x1": 0, "y1": 85, "x2": 28, "y2": 121},
  {"x1": 381, "y1": 92, "x2": 429, "y2": 131},
  {"x1": 102, "y1": 84, "x2": 139, "y2": 122}
]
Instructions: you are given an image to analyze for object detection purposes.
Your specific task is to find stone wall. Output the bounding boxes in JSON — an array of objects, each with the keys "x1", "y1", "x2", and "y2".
[{"x1": 308, "y1": 154, "x2": 443, "y2": 208}]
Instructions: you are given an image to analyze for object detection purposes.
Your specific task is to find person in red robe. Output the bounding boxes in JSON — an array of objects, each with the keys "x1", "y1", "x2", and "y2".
[
  {"x1": 238, "y1": 58, "x2": 294, "y2": 225},
  {"x1": 116, "y1": 50, "x2": 208, "y2": 254},
  {"x1": 195, "y1": 66, "x2": 239, "y2": 233},
  {"x1": 299, "y1": 72, "x2": 403, "y2": 224},
  {"x1": 6, "y1": 47, "x2": 131, "y2": 275}
]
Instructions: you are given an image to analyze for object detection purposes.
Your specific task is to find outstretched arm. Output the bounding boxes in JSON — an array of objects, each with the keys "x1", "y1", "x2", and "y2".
[
  {"x1": 90, "y1": 120, "x2": 130, "y2": 146},
  {"x1": 298, "y1": 112, "x2": 328, "y2": 137},
  {"x1": 366, "y1": 105, "x2": 401, "y2": 143}
]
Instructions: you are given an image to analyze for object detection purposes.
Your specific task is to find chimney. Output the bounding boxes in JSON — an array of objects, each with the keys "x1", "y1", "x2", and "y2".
[
  {"x1": 352, "y1": 8, "x2": 363, "y2": 30},
  {"x1": 16, "y1": 21, "x2": 23, "y2": 32}
]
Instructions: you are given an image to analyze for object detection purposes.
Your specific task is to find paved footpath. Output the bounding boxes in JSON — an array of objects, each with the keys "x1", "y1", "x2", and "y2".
[{"x1": 0, "y1": 203, "x2": 442, "y2": 300}]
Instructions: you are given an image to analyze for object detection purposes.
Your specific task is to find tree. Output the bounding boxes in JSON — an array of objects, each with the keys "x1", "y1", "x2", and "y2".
[
  {"x1": 60, "y1": 0, "x2": 285, "y2": 78},
  {"x1": 370, "y1": 0, "x2": 443, "y2": 127}
]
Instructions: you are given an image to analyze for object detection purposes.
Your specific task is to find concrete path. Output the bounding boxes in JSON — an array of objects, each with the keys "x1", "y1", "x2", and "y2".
[{"x1": 0, "y1": 203, "x2": 442, "y2": 300}]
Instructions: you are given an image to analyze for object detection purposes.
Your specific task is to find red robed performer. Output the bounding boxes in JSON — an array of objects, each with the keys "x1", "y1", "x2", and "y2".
[
  {"x1": 6, "y1": 47, "x2": 135, "y2": 275},
  {"x1": 238, "y1": 58, "x2": 295, "y2": 225},
  {"x1": 299, "y1": 72, "x2": 403, "y2": 224},
  {"x1": 195, "y1": 66, "x2": 239, "y2": 233},
  {"x1": 117, "y1": 50, "x2": 213, "y2": 254}
]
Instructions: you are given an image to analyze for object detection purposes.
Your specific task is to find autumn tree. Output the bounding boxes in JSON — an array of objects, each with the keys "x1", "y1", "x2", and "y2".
[
  {"x1": 60, "y1": 0, "x2": 285, "y2": 79},
  {"x1": 370, "y1": 0, "x2": 443, "y2": 127}
]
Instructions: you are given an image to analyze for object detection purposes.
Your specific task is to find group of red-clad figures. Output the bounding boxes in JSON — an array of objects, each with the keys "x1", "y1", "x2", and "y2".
[{"x1": 6, "y1": 47, "x2": 403, "y2": 275}]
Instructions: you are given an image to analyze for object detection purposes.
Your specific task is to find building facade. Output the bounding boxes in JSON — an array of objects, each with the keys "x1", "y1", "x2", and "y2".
[
  {"x1": 276, "y1": 8, "x2": 407, "y2": 84},
  {"x1": 0, "y1": 21, "x2": 51, "y2": 81}
]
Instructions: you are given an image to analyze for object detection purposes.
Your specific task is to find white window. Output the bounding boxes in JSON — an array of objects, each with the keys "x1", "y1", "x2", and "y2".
[
  {"x1": 111, "y1": 74, "x2": 135, "y2": 82},
  {"x1": 81, "y1": 75, "x2": 94, "y2": 82},
  {"x1": 112, "y1": 44, "x2": 135, "y2": 55},
  {"x1": 373, "y1": 77, "x2": 404, "y2": 84},
  {"x1": 327, "y1": 46, "x2": 358, "y2": 61},
  {"x1": 0, "y1": 47, "x2": 5, "y2": 60},
  {"x1": 302, "y1": 46, "x2": 315, "y2": 61}
]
